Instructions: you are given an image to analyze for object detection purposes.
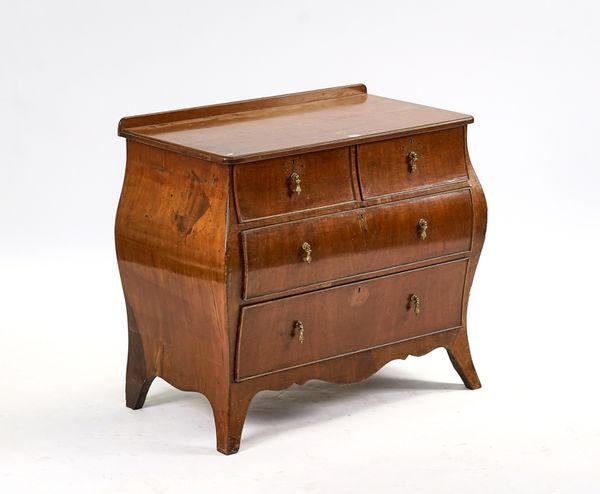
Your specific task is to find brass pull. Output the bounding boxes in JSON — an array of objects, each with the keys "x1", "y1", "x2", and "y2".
[
  {"x1": 289, "y1": 172, "x2": 302, "y2": 195},
  {"x1": 408, "y1": 294, "x2": 421, "y2": 315},
  {"x1": 294, "y1": 320, "x2": 305, "y2": 343},
  {"x1": 301, "y1": 242, "x2": 312, "y2": 263},
  {"x1": 408, "y1": 151, "x2": 418, "y2": 173},
  {"x1": 417, "y1": 218, "x2": 428, "y2": 240}
]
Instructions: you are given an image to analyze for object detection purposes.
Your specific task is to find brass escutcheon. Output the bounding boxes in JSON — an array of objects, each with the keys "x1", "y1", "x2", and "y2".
[
  {"x1": 301, "y1": 241, "x2": 312, "y2": 263},
  {"x1": 408, "y1": 294, "x2": 421, "y2": 315},
  {"x1": 417, "y1": 218, "x2": 428, "y2": 240},
  {"x1": 294, "y1": 320, "x2": 305, "y2": 343},
  {"x1": 289, "y1": 172, "x2": 302, "y2": 195},
  {"x1": 408, "y1": 151, "x2": 418, "y2": 173}
]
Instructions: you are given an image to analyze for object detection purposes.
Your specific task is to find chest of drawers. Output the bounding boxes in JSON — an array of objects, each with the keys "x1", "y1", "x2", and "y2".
[{"x1": 115, "y1": 84, "x2": 487, "y2": 454}]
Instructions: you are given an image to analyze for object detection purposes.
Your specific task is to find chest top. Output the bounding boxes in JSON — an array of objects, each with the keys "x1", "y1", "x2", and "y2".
[{"x1": 118, "y1": 83, "x2": 472, "y2": 164}]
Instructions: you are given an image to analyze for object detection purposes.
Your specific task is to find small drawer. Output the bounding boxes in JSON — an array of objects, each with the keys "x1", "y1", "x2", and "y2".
[
  {"x1": 236, "y1": 260, "x2": 467, "y2": 380},
  {"x1": 357, "y1": 127, "x2": 468, "y2": 199},
  {"x1": 233, "y1": 148, "x2": 355, "y2": 222},
  {"x1": 241, "y1": 189, "x2": 473, "y2": 299}
]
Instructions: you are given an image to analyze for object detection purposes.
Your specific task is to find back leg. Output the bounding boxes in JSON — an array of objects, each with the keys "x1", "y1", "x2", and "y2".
[{"x1": 125, "y1": 302, "x2": 155, "y2": 409}]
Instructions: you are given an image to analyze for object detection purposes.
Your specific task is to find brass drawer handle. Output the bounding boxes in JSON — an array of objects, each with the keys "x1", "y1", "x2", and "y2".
[
  {"x1": 289, "y1": 172, "x2": 302, "y2": 195},
  {"x1": 408, "y1": 294, "x2": 421, "y2": 315},
  {"x1": 417, "y1": 218, "x2": 428, "y2": 240},
  {"x1": 408, "y1": 151, "x2": 418, "y2": 173},
  {"x1": 301, "y1": 241, "x2": 312, "y2": 263},
  {"x1": 294, "y1": 320, "x2": 305, "y2": 343}
]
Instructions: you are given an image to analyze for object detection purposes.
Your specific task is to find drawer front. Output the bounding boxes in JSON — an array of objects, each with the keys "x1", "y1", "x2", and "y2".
[
  {"x1": 234, "y1": 148, "x2": 355, "y2": 221},
  {"x1": 242, "y1": 189, "x2": 473, "y2": 299},
  {"x1": 357, "y1": 127, "x2": 467, "y2": 199},
  {"x1": 236, "y1": 260, "x2": 467, "y2": 380}
]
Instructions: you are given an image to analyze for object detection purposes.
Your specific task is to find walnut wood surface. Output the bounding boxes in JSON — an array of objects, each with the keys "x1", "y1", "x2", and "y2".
[
  {"x1": 242, "y1": 189, "x2": 473, "y2": 299},
  {"x1": 119, "y1": 84, "x2": 367, "y2": 134},
  {"x1": 236, "y1": 260, "x2": 467, "y2": 380},
  {"x1": 358, "y1": 127, "x2": 468, "y2": 198},
  {"x1": 116, "y1": 142, "x2": 230, "y2": 410},
  {"x1": 119, "y1": 84, "x2": 472, "y2": 164},
  {"x1": 233, "y1": 147, "x2": 356, "y2": 222},
  {"x1": 115, "y1": 85, "x2": 487, "y2": 455}
]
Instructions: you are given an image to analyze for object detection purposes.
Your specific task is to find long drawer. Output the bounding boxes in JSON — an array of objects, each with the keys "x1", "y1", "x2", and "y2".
[
  {"x1": 241, "y1": 189, "x2": 473, "y2": 299},
  {"x1": 236, "y1": 260, "x2": 467, "y2": 381}
]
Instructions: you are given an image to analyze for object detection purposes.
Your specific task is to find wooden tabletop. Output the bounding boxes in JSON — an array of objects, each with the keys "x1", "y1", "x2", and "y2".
[{"x1": 119, "y1": 84, "x2": 473, "y2": 164}]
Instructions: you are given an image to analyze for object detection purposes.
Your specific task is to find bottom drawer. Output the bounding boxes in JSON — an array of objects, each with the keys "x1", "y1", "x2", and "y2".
[{"x1": 235, "y1": 259, "x2": 467, "y2": 381}]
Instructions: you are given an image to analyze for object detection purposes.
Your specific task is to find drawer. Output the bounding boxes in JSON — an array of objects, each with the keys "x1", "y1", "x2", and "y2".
[
  {"x1": 236, "y1": 260, "x2": 467, "y2": 380},
  {"x1": 242, "y1": 189, "x2": 473, "y2": 299},
  {"x1": 233, "y1": 148, "x2": 355, "y2": 221},
  {"x1": 357, "y1": 127, "x2": 467, "y2": 199}
]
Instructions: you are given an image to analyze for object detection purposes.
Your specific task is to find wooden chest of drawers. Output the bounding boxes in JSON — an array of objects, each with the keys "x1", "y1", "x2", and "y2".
[{"x1": 115, "y1": 84, "x2": 487, "y2": 454}]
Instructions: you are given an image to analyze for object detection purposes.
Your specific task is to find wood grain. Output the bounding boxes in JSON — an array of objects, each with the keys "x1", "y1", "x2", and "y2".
[
  {"x1": 115, "y1": 141, "x2": 230, "y2": 412},
  {"x1": 115, "y1": 86, "x2": 486, "y2": 455},
  {"x1": 119, "y1": 84, "x2": 473, "y2": 164},
  {"x1": 358, "y1": 127, "x2": 468, "y2": 199},
  {"x1": 233, "y1": 147, "x2": 355, "y2": 222},
  {"x1": 119, "y1": 84, "x2": 366, "y2": 133},
  {"x1": 242, "y1": 189, "x2": 473, "y2": 299},
  {"x1": 236, "y1": 260, "x2": 467, "y2": 380}
]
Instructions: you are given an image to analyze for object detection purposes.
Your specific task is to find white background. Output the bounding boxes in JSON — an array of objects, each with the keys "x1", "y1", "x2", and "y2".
[{"x1": 1, "y1": 1, "x2": 599, "y2": 492}]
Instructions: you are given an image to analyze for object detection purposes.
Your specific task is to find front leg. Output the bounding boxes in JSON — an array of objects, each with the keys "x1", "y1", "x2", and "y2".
[
  {"x1": 210, "y1": 385, "x2": 255, "y2": 455},
  {"x1": 446, "y1": 328, "x2": 481, "y2": 390}
]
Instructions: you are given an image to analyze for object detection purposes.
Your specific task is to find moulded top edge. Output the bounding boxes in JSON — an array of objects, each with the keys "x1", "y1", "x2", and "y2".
[{"x1": 119, "y1": 85, "x2": 473, "y2": 164}]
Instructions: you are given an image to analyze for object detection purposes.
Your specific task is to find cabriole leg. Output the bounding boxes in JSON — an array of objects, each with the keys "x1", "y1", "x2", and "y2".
[
  {"x1": 211, "y1": 387, "x2": 254, "y2": 455},
  {"x1": 125, "y1": 301, "x2": 155, "y2": 410},
  {"x1": 446, "y1": 328, "x2": 481, "y2": 390}
]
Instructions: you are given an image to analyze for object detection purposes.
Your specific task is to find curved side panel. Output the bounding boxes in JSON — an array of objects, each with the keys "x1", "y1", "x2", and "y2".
[
  {"x1": 463, "y1": 125, "x2": 488, "y2": 320},
  {"x1": 444, "y1": 125, "x2": 487, "y2": 389},
  {"x1": 115, "y1": 141, "x2": 230, "y2": 405}
]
